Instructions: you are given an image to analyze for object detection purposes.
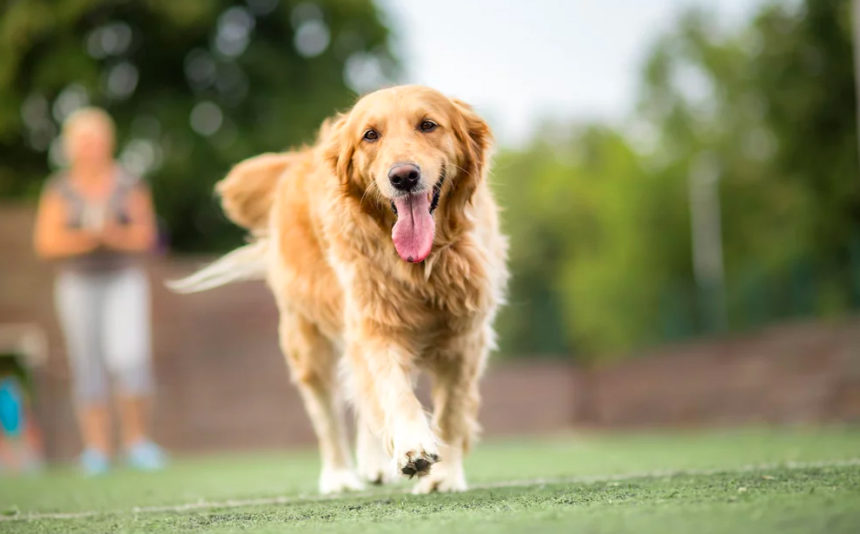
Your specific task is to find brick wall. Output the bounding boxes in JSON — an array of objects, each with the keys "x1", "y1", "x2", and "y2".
[{"x1": 580, "y1": 319, "x2": 860, "y2": 427}]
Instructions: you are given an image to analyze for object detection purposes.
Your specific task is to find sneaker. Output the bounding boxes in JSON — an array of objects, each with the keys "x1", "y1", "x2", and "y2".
[
  {"x1": 125, "y1": 439, "x2": 166, "y2": 471},
  {"x1": 79, "y1": 448, "x2": 110, "y2": 476}
]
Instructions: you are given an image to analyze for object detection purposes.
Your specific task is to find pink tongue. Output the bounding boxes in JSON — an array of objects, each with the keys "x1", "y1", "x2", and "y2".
[{"x1": 391, "y1": 193, "x2": 435, "y2": 262}]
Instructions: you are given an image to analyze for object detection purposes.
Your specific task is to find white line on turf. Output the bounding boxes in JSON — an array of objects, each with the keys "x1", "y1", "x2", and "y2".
[{"x1": 3, "y1": 458, "x2": 858, "y2": 522}]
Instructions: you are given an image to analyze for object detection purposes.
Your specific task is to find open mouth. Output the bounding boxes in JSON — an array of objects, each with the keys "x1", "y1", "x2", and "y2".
[{"x1": 390, "y1": 169, "x2": 445, "y2": 263}]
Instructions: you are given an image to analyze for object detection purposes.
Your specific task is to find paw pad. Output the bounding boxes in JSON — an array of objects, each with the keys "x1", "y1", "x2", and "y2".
[{"x1": 400, "y1": 452, "x2": 439, "y2": 478}]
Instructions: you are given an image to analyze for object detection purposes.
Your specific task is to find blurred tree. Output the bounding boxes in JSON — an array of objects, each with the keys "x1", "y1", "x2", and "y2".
[
  {"x1": 0, "y1": 0, "x2": 396, "y2": 251},
  {"x1": 638, "y1": 0, "x2": 859, "y2": 325},
  {"x1": 494, "y1": 0, "x2": 858, "y2": 360},
  {"x1": 752, "y1": 0, "x2": 860, "y2": 308},
  {"x1": 493, "y1": 125, "x2": 694, "y2": 360}
]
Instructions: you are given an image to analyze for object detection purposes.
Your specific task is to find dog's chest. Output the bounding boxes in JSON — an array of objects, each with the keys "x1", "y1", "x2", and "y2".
[{"x1": 363, "y1": 249, "x2": 492, "y2": 330}]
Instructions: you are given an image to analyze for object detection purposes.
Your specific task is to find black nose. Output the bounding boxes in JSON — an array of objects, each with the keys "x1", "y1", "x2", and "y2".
[{"x1": 388, "y1": 163, "x2": 421, "y2": 192}]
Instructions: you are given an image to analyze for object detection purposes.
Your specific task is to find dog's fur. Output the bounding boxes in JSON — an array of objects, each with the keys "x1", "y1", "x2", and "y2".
[{"x1": 174, "y1": 85, "x2": 508, "y2": 494}]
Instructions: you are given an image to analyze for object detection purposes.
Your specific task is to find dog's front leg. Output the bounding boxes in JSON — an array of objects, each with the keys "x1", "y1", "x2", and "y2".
[
  {"x1": 346, "y1": 339, "x2": 439, "y2": 478},
  {"x1": 413, "y1": 332, "x2": 488, "y2": 493}
]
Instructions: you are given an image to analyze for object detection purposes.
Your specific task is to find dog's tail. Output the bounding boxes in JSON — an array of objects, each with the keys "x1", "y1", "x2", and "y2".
[
  {"x1": 169, "y1": 153, "x2": 292, "y2": 293},
  {"x1": 217, "y1": 152, "x2": 294, "y2": 232},
  {"x1": 167, "y1": 239, "x2": 269, "y2": 293}
]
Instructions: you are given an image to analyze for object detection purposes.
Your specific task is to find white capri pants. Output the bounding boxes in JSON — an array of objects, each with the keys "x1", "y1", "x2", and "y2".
[{"x1": 55, "y1": 266, "x2": 154, "y2": 402}]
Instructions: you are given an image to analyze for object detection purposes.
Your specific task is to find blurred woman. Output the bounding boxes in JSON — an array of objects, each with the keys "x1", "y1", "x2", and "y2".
[{"x1": 33, "y1": 108, "x2": 165, "y2": 475}]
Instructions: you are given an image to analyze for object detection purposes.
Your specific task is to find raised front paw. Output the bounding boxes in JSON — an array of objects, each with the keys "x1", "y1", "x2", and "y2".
[
  {"x1": 397, "y1": 448, "x2": 440, "y2": 478},
  {"x1": 390, "y1": 423, "x2": 440, "y2": 478}
]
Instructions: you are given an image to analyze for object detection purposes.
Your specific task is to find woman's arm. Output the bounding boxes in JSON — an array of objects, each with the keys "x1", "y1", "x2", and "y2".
[
  {"x1": 101, "y1": 185, "x2": 157, "y2": 253},
  {"x1": 33, "y1": 190, "x2": 100, "y2": 259}
]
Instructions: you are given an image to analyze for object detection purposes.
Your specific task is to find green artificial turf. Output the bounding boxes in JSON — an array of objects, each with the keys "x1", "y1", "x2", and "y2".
[{"x1": 1, "y1": 427, "x2": 858, "y2": 533}]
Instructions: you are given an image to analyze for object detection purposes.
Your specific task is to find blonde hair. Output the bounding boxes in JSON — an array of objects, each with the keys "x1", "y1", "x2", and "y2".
[{"x1": 62, "y1": 107, "x2": 115, "y2": 154}]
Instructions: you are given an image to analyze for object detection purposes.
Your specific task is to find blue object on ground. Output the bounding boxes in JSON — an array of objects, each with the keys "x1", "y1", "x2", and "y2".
[
  {"x1": 0, "y1": 378, "x2": 24, "y2": 437},
  {"x1": 126, "y1": 439, "x2": 167, "y2": 471},
  {"x1": 80, "y1": 448, "x2": 110, "y2": 476}
]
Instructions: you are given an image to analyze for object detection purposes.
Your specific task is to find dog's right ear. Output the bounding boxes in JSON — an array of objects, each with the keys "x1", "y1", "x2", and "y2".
[{"x1": 320, "y1": 113, "x2": 354, "y2": 184}]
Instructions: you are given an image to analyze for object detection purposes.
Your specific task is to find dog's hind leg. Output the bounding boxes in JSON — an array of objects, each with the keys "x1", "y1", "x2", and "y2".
[{"x1": 279, "y1": 313, "x2": 363, "y2": 494}]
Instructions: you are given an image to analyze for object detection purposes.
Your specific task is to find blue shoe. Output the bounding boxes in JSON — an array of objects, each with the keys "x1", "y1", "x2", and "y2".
[
  {"x1": 80, "y1": 448, "x2": 110, "y2": 476},
  {"x1": 126, "y1": 439, "x2": 166, "y2": 471}
]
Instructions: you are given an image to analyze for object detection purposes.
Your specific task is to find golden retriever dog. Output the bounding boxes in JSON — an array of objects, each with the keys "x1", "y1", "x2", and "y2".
[{"x1": 173, "y1": 85, "x2": 508, "y2": 494}]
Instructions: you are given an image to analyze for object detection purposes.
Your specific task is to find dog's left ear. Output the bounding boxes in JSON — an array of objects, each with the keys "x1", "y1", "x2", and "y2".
[
  {"x1": 451, "y1": 98, "x2": 493, "y2": 185},
  {"x1": 445, "y1": 99, "x2": 492, "y2": 233}
]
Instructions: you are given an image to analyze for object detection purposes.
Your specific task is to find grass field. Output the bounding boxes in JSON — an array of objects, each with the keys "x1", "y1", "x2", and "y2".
[{"x1": 1, "y1": 427, "x2": 858, "y2": 533}]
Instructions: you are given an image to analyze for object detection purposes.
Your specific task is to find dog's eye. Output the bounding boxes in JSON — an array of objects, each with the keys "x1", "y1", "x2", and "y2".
[
  {"x1": 419, "y1": 120, "x2": 437, "y2": 133},
  {"x1": 363, "y1": 129, "x2": 379, "y2": 142}
]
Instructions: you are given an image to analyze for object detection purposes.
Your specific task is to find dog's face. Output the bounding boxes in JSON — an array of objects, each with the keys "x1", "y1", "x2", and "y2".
[{"x1": 326, "y1": 86, "x2": 491, "y2": 263}]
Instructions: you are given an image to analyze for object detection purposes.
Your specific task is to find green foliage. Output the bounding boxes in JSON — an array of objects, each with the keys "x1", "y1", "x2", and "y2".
[
  {"x1": 0, "y1": 0, "x2": 396, "y2": 251},
  {"x1": 495, "y1": 0, "x2": 859, "y2": 360},
  {"x1": 494, "y1": 126, "x2": 696, "y2": 359},
  {"x1": 749, "y1": 0, "x2": 860, "y2": 308},
  {"x1": 639, "y1": 0, "x2": 860, "y2": 319}
]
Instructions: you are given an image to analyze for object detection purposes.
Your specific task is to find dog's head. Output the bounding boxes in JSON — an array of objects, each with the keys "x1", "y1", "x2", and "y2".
[{"x1": 324, "y1": 85, "x2": 492, "y2": 263}]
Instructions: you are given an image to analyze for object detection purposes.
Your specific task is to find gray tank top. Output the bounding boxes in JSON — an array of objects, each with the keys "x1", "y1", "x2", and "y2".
[{"x1": 48, "y1": 168, "x2": 143, "y2": 273}]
